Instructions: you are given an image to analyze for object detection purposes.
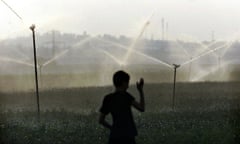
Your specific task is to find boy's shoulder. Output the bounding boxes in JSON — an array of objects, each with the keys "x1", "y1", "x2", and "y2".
[
  {"x1": 104, "y1": 91, "x2": 133, "y2": 99},
  {"x1": 105, "y1": 91, "x2": 130, "y2": 95},
  {"x1": 103, "y1": 92, "x2": 115, "y2": 100},
  {"x1": 104, "y1": 92, "x2": 116, "y2": 97}
]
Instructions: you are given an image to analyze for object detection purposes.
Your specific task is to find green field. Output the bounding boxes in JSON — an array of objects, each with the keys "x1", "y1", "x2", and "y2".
[{"x1": 1, "y1": 82, "x2": 240, "y2": 144}]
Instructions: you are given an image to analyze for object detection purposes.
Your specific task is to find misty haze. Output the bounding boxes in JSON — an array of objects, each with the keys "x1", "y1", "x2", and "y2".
[{"x1": 0, "y1": 0, "x2": 240, "y2": 144}]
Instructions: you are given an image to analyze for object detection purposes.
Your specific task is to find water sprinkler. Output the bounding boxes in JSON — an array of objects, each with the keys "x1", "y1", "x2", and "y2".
[
  {"x1": 173, "y1": 64, "x2": 180, "y2": 68},
  {"x1": 172, "y1": 64, "x2": 180, "y2": 110},
  {"x1": 30, "y1": 24, "x2": 40, "y2": 119}
]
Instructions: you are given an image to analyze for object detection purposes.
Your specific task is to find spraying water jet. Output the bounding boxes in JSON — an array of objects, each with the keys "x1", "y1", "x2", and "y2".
[
  {"x1": 181, "y1": 42, "x2": 232, "y2": 67},
  {"x1": 0, "y1": 56, "x2": 33, "y2": 67},
  {"x1": 41, "y1": 37, "x2": 94, "y2": 67},
  {"x1": 99, "y1": 49, "x2": 125, "y2": 66},
  {"x1": 123, "y1": 13, "x2": 154, "y2": 65},
  {"x1": 95, "y1": 37, "x2": 172, "y2": 68},
  {"x1": 191, "y1": 61, "x2": 230, "y2": 82}
]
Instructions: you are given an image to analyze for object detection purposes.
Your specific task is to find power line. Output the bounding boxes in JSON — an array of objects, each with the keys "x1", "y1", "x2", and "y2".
[{"x1": 1, "y1": 0, "x2": 23, "y2": 21}]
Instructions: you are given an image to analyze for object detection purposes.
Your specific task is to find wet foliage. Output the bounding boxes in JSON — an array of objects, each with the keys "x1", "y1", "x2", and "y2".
[
  {"x1": 1, "y1": 82, "x2": 240, "y2": 143},
  {"x1": 1, "y1": 110, "x2": 240, "y2": 144}
]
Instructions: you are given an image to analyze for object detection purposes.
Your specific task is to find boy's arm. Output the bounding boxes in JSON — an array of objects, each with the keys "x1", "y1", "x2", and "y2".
[
  {"x1": 132, "y1": 91, "x2": 145, "y2": 112},
  {"x1": 132, "y1": 78, "x2": 145, "y2": 112},
  {"x1": 99, "y1": 113, "x2": 112, "y2": 129}
]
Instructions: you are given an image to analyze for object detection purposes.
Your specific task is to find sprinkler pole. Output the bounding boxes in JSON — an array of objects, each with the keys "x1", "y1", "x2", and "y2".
[
  {"x1": 30, "y1": 24, "x2": 40, "y2": 119},
  {"x1": 172, "y1": 64, "x2": 180, "y2": 110}
]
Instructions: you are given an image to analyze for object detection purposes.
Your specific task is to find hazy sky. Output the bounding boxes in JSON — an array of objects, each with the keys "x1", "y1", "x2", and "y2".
[{"x1": 1, "y1": 0, "x2": 240, "y2": 41}]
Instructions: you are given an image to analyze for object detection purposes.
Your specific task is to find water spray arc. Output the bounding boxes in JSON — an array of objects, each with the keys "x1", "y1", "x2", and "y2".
[
  {"x1": 175, "y1": 41, "x2": 193, "y2": 81},
  {"x1": 95, "y1": 38, "x2": 172, "y2": 68},
  {"x1": 42, "y1": 49, "x2": 68, "y2": 67},
  {"x1": 214, "y1": 41, "x2": 235, "y2": 69},
  {"x1": 195, "y1": 42, "x2": 234, "y2": 81},
  {"x1": 100, "y1": 49, "x2": 124, "y2": 66},
  {"x1": 198, "y1": 41, "x2": 219, "y2": 54},
  {"x1": 30, "y1": 24, "x2": 40, "y2": 119},
  {"x1": 191, "y1": 61, "x2": 231, "y2": 81},
  {"x1": 0, "y1": 56, "x2": 33, "y2": 67},
  {"x1": 123, "y1": 13, "x2": 154, "y2": 65},
  {"x1": 181, "y1": 42, "x2": 231, "y2": 67},
  {"x1": 41, "y1": 37, "x2": 93, "y2": 67},
  {"x1": 176, "y1": 40, "x2": 224, "y2": 81},
  {"x1": 36, "y1": 37, "x2": 94, "y2": 88}
]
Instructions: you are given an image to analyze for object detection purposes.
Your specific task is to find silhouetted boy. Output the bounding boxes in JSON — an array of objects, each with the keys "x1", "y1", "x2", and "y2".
[{"x1": 99, "y1": 70, "x2": 145, "y2": 144}]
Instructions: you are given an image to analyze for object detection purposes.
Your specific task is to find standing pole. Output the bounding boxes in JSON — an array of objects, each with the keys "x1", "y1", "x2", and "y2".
[
  {"x1": 30, "y1": 24, "x2": 40, "y2": 119},
  {"x1": 172, "y1": 64, "x2": 180, "y2": 110}
]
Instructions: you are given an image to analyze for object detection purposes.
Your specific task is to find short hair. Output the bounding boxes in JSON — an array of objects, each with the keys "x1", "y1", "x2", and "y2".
[{"x1": 113, "y1": 70, "x2": 130, "y2": 87}]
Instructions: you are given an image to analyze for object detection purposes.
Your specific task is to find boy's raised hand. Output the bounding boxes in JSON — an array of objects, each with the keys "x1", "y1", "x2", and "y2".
[{"x1": 136, "y1": 78, "x2": 144, "y2": 91}]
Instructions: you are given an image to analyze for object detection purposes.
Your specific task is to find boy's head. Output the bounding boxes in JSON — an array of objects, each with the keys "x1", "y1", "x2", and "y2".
[{"x1": 113, "y1": 70, "x2": 130, "y2": 88}]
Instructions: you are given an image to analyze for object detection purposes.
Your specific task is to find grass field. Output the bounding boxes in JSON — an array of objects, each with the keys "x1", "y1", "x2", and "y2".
[{"x1": 1, "y1": 82, "x2": 240, "y2": 143}]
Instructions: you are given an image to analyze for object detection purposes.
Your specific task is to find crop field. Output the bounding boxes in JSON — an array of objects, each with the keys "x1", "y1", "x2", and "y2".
[{"x1": 1, "y1": 82, "x2": 240, "y2": 144}]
